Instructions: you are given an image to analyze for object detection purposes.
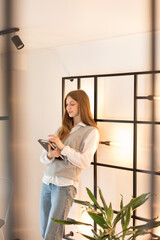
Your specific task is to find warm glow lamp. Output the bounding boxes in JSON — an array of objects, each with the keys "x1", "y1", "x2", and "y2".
[
  {"x1": 137, "y1": 95, "x2": 160, "y2": 101},
  {"x1": 100, "y1": 140, "x2": 120, "y2": 147},
  {"x1": 154, "y1": 96, "x2": 160, "y2": 101},
  {"x1": 146, "y1": 95, "x2": 160, "y2": 101}
]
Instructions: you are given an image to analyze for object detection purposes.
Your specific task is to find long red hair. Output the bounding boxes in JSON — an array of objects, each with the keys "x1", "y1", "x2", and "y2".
[{"x1": 58, "y1": 89, "x2": 98, "y2": 140}]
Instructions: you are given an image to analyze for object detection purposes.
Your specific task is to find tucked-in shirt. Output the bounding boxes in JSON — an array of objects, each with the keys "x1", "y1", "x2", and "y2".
[{"x1": 40, "y1": 122, "x2": 100, "y2": 189}]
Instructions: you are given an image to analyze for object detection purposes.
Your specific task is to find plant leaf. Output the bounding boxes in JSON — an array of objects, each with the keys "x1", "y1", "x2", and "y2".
[
  {"x1": 86, "y1": 188, "x2": 103, "y2": 213},
  {"x1": 125, "y1": 219, "x2": 160, "y2": 239},
  {"x1": 117, "y1": 230, "x2": 136, "y2": 240},
  {"x1": 87, "y1": 210, "x2": 107, "y2": 229},
  {"x1": 113, "y1": 210, "x2": 123, "y2": 227},
  {"x1": 98, "y1": 187, "x2": 108, "y2": 212},
  {"x1": 107, "y1": 203, "x2": 114, "y2": 224},
  {"x1": 113, "y1": 193, "x2": 150, "y2": 228},
  {"x1": 128, "y1": 193, "x2": 150, "y2": 211},
  {"x1": 124, "y1": 205, "x2": 132, "y2": 231},
  {"x1": 120, "y1": 194, "x2": 123, "y2": 210},
  {"x1": 120, "y1": 195, "x2": 125, "y2": 229},
  {"x1": 86, "y1": 209, "x2": 103, "y2": 215},
  {"x1": 132, "y1": 229, "x2": 150, "y2": 238},
  {"x1": 74, "y1": 199, "x2": 92, "y2": 207},
  {"x1": 52, "y1": 218, "x2": 92, "y2": 226},
  {"x1": 118, "y1": 219, "x2": 160, "y2": 239},
  {"x1": 80, "y1": 233, "x2": 97, "y2": 240},
  {"x1": 91, "y1": 229, "x2": 100, "y2": 238},
  {"x1": 131, "y1": 219, "x2": 160, "y2": 231}
]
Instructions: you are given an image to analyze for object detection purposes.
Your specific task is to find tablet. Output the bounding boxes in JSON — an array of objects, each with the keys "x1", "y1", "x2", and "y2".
[{"x1": 38, "y1": 139, "x2": 56, "y2": 152}]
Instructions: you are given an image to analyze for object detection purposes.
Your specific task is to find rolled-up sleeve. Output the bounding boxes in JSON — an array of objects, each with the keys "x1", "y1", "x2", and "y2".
[
  {"x1": 61, "y1": 128, "x2": 100, "y2": 169},
  {"x1": 40, "y1": 149, "x2": 55, "y2": 164}
]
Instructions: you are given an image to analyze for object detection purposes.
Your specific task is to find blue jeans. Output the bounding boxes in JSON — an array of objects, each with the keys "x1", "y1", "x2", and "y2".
[{"x1": 40, "y1": 183, "x2": 77, "y2": 240}]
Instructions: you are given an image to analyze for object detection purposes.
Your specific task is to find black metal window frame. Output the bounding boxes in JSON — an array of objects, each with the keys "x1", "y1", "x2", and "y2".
[{"x1": 62, "y1": 70, "x2": 160, "y2": 227}]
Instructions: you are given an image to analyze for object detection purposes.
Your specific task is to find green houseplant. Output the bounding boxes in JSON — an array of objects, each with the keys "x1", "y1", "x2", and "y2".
[{"x1": 52, "y1": 187, "x2": 160, "y2": 240}]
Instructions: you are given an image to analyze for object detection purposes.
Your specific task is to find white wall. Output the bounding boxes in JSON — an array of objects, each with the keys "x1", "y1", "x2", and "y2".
[
  {"x1": 10, "y1": 50, "x2": 63, "y2": 239},
  {"x1": 0, "y1": 26, "x2": 160, "y2": 239},
  {"x1": 5, "y1": 31, "x2": 159, "y2": 240}
]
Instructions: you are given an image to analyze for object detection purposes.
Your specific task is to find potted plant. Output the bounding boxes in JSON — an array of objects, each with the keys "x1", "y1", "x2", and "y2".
[{"x1": 52, "y1": 187, "x2": 160, "y2": 239}]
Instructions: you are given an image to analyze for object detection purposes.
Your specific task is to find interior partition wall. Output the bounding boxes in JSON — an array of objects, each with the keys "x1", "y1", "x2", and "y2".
[
  {"x1": 0, "y1": 1, "x2": 14, "y2": 239},
  {"x1": 62, "y1": 70, "x2": 160, "y2": 235}
]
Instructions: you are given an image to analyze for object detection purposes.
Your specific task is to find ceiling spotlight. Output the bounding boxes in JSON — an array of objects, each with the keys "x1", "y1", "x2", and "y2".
[
  {"x1": 0, "y1": 28, "x2": 24, "y2": 50},
  {"x1": 11, "y1": 35, "x2": 24, "y2": 50}
]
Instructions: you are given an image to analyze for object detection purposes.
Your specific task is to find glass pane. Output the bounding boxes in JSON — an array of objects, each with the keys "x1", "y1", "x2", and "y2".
[
  {"x1": 137, "y1": 124, "x2": 152, "y2": 171},
  {"x1": 155, "y1": 100, "x2": 160, "y2": 122},
  {"x1": 64, "y1": 78, "x2": 77, "y2": 96},
  {"x1": 154, "y1": 175, "x2": 160, "y2": 224},
  {"x1": 0, "y1": 176, "x2": 12, "y2": 222},
  {"x1": 81, "y1": 78, "x2": 94, "y2": 116},
  {"x1": 155, "y1": 125, "x2": 160, "y2": 171},
  {"x1": 97, "y1": 122, "x2": 133, "y2": 168},
  {"x1": 137, "y1": 74, "x2": 152, "y2": 96},
  {"x1": 155, "y1": 74, "x2": 160, "y2": 122},
  {"x1": 0, "y1": 68, "x2": 8, "y2": 116},
  {"x1": 137, "y1": 100, "x2": 152, "y2": 121},
  {"x1": 137, "y1": 173, "x2": 151, "y2": 220},
  {"x1": 137, "y1": 74, "x2": 152, "y2": 122},
  {"x1": 137, "y1": 173, "x2": 160, "y2": 221},
  {"x1": 97, "y1": 76, "x2": 134, "y2": 120},
  {"x1": 0, "y1": 121, "x2": 8, "y2": 176},
  {"x1": 97, "y1": 167, "x2": 133, "y2": 211},
  {"x1": 137, "y1": 74, "x2": 160, "y2": 122},
  {"x1": 137, "y1": 125, "x2": 160, "y2": 172}
]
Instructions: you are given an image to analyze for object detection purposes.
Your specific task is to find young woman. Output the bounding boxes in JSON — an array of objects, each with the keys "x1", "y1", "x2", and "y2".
[{"x1": 40, "y1": 89, "x2": 100, "y2": 240}]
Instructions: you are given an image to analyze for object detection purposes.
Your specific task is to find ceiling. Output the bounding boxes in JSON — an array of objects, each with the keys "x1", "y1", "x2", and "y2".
[{"x1": 0, "y1": 0, "x2": 159, "y2": 53}]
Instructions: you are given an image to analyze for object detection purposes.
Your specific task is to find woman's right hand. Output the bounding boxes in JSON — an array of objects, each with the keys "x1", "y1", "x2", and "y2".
[{"x1": 47, "y1": 145, "x2": 61, "y2": 160}]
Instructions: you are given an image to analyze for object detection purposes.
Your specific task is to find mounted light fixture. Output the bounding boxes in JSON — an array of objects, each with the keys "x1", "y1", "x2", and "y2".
[
  {"x1": 69, "y1": 78, "x2": 74, "y2": 82},
  {"x1": 11, "y1": 35, "x2": 24, "y2": 50},
  {"x1": 100, "y1": 141, "x2": 120, "y2": 147},
  {"x1": 150, "y1": 95, "x2": 160, "y2": 101},
  {"x1": 137, "y1": 95, "x2": 160, "y2": 101},
  {"x1": 0, "y1": 27, "x2": 24, "y2": 50}
]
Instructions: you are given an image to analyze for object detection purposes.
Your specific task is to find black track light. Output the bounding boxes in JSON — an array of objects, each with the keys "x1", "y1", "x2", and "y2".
[
  {"x1": 11, "y1": 35, "x2": 24, "y2": 50},
  {"x1": 0, "y1": 28, "x2": 24, "y2": 50}
]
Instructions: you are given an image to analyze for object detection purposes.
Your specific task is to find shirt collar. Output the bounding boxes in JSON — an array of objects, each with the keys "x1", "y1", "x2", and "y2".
[
  {"x1": 77, "y1": 122, "x2": 86, "y2": 127},
  {"x1": 71, "y1": 122, "x2": 86, "y2": 133}
]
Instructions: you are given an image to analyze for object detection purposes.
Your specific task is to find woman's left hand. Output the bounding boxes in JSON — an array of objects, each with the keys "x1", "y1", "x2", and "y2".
[{"x1": 48, "y1": 135, "x2": 65, "y2": 151}]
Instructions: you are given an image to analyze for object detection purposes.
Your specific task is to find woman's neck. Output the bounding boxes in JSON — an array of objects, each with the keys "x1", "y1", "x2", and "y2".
[{"x1": 73, "y1": 116, "x2": 81, "y2": 127}]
